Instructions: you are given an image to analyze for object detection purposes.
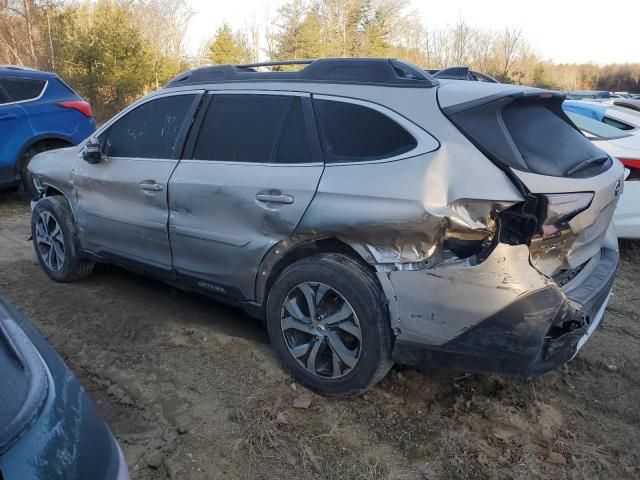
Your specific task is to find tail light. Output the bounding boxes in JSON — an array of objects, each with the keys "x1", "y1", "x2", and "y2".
[
  {"x1": 56, "y1": 100, "x2": 93, "y2": 118},
  {"x1": 617, "y1": 158, "x2": 640, "y2": 180},
  {"x1": 541, "y1": 193, "x2": 594, "y2": 238}
]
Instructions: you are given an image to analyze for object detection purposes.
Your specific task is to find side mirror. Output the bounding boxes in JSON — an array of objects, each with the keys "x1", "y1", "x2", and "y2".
[{"x1": 82, "y1": 137, "x2": 102, "y2": 164}]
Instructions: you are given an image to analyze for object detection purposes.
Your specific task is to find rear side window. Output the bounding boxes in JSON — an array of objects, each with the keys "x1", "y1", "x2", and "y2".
[
  {"x1": 0, "y1": 77, "x2": 46, "y2": 104},
  {"x1": 314, "y1": 99, "x2": 417, "y2": 163},
  {"x1": 103, "y1": 94, "x2": 197, "y2": 159},
  {"x1": 193, "y1": 94, "x2": 312, "y2": 164}
]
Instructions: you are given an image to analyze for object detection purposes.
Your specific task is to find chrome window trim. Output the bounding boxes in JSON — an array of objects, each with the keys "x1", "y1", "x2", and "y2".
[{"x1": 204, "y1": 89, "x2": 311, "y2": 98}]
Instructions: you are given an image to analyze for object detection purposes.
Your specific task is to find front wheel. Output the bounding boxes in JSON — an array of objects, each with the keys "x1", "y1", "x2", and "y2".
[
  {"x1": 31, "y1": 196, "x2": 94, "y2": 282},
  {"x1": 266, "y1": 254, "x2": 393, "y2": 397}
]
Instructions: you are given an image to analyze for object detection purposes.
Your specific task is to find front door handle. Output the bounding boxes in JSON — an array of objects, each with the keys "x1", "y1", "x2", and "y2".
[
  {"x1": 139, "y1": 181, "x2": 164, "y2": 192},
  {"x1": 255, "y1": 192, "x2": 294, "y2": 204},
  {"x1": 0, "y1": 113, "x2": 17, "y2": 121}
]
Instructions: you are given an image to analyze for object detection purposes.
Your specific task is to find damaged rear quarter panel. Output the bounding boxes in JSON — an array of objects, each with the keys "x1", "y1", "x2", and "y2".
[
  {"x1": 381, "y1": 243, "x2": 553, "y2": 345},
  {"x1": 296, "y1": 137, "x2": 524, "y2": 266}
]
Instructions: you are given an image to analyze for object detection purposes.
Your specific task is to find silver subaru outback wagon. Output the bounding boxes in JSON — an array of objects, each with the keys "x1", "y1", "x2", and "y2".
[{"x1": 28, "y1": 58, "x2": 624, "y2": 396}]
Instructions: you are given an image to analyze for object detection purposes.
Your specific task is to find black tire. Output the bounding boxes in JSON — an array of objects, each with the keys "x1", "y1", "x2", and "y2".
[
  {"x1": 31, "y1": 196, "x2": 94, "y2": 282},
  {"x1": 266, "y1": 254, "x2": 393, "y2": 397}
]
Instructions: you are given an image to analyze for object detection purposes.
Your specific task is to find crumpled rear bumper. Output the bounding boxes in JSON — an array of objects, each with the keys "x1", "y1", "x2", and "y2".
[{"x1": 389, "y1": 247, "x2": 618, "y2": 378}]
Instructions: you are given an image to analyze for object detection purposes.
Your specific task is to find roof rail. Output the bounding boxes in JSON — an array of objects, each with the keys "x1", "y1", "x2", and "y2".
[
  {"x1": 165, "y1": 58, "x2": 439, "y2": 89},
  {"x1": 235, "y1": 60, "x2": 314, "y2": 69}
]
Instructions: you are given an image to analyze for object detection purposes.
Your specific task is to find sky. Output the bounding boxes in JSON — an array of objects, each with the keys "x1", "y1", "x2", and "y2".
[{"x1": 186, "y1": 0, "x2": 640, "y2": 65}]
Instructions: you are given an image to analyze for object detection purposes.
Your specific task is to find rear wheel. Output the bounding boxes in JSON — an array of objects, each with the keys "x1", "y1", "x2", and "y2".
[
  {"x1": 31, "y1": 196, "x2": 94, "y2": 282},
  {"x1": 266, "y1": 254, "x2": 393, "y2": 397}
]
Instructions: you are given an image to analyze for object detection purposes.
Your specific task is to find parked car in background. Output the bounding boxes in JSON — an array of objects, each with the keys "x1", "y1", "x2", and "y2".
[
  {"x1": 565, "y1": 90, "x2": 614, "y2": 100},
  {"x1": 0, "y1": 66, "x2": 95, "y2": 196},
  {"x1": 0, "y1": 297, "x2": 130, "y2": 480},
  {"x1": 28, "y1": 58, "x2": 623, "y2": 396},
  {"x1": 612, "y1": 98, "x2": 640, "y2": 112},
  {"x1": 426, "y1": 66, "x2": 499, "y2": 82},
  {"x1": 563, "y1": 107, "x2": 640, "y2": 238},
  {"x1": 563, "y1": 100, "x2": 640, "y2": 132}
]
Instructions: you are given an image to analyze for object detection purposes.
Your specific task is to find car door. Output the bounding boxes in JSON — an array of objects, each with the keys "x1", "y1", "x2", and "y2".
[
  {"x1": 168, "y1": 91, "x2": 324, "y2": 300},
  {"x1": 72, "y1": 91, "x2": 202, "y2": 276},
  {"x1": 0, "y1": 103, "x2": 26, "y2": 186},
  {"x1": 0, "y1": 76, "x2": 41, "y2": 186}
]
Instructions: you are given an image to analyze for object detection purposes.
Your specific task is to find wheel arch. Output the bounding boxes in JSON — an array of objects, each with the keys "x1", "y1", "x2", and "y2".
[
  {"x1": 255, "y1": 236, "x2": 380, "y2": 306},
  {"x1": 14, "y1": 134, "x2": 75, "y2": 178}
]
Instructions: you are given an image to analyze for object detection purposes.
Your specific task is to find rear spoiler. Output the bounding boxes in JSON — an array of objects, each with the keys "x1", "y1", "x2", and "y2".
[{"x1": 441, "y1": 90, "x2": 566, "y2": 116}]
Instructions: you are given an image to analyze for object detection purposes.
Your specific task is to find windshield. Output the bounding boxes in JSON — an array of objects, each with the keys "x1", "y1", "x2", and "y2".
[{"x1": 566, "y1": 112, "x2": 632, "y2": 140}]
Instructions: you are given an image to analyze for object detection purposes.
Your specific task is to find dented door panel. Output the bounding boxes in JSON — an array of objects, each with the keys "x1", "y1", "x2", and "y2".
[
  {"x1": 72, "y1": 157, "x2": 178, "y2": 270},
  {"x1": 168, "y1": 161, "x2": 323, "y2": 299}
]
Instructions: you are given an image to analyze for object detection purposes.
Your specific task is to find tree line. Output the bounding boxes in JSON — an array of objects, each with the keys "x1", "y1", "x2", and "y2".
[{"x1": 2, "y1": 0, "x2": 638, "y2": 121}]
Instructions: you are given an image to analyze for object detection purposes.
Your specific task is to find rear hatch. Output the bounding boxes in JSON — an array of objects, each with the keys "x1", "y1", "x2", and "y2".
[{"x1": 437, "y1": 81, "x2": 625, "y2": 278}]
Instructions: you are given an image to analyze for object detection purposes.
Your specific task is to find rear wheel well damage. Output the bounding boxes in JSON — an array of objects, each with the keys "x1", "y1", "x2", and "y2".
[
  {"x1": 42, "y1": 185, "x2": 65, "y2": 197},
  {"x1": 257, "y1": 237, "x2": 379, "y2": 305}
]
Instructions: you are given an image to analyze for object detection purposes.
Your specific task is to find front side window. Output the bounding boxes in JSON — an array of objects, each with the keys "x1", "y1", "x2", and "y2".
[
  {"x1": 103, "y1": 94, "x2": 197, "y2": 159},
  {"x1": 0, "y1": 77, "x2": 46, "y2": 105},
  {"x1": 193, "y1": 94, "x2": 312, "y2": 164},
  {"x1": 314, "y1": 99, "x2": 417, "y2": 163}
]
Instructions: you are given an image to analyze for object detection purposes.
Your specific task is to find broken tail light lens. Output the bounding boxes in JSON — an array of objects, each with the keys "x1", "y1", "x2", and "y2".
[
  {"x1": 618, "y1": 158, "x2": 640, "y2": 180},
  {"x1": 542, "y1": 193, "x2": 594, "y2": 237},
  {"x1": 56, "y1": 100, "x2": 93, "y2": 118}
]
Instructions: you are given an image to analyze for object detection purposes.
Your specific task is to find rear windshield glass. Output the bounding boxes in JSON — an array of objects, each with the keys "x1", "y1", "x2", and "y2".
[
  {"x1": 502, "y1": 102, "x2": 609, "y2": 176},
  {"x1": 566, "y1": 112, "x2": 632, "y2": 140}
]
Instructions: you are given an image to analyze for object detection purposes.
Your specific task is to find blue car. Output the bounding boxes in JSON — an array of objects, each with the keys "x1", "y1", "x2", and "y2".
[
  {"x1": 0, "y1": 297, "x2": 130, "y2": 480},
  {"x1": 0, "y1": 66, "x2": 95, "y2": 195}
]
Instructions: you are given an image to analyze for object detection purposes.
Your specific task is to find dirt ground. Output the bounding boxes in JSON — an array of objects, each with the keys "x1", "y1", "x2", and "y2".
[{"x1": 1, "y1": 190, "x2": 639, "y2": 480}]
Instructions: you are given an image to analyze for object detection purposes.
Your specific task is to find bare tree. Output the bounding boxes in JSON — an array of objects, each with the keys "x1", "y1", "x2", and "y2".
[{"x1": 496, "y1": 26, "x2": 522, "y2": 80}]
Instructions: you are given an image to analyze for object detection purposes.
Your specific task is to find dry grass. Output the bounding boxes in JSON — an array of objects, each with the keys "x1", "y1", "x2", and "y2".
[
  {"x1": 436, "y1": 431, "x2": 488, "y2": 480},
  {"x1": 233, "y1": 400, "x2": 428, "y2": 480}
]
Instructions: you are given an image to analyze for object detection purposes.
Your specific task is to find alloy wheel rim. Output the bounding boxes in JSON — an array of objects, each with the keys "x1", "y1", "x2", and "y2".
[
  {"x1": 35, "y1": 211, "x2": 65, "y2": 271},
  {"x1": 280, "y1": 282, "x2": 362, "y2": 379}
]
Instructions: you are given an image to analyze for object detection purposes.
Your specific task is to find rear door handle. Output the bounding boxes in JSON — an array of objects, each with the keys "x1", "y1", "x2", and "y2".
[
  {"x1": 255, "y1": 192, "x2": 294, "y2": 204},
  {"x1": 138, "y1": 181, "x2": 164, "y2": 192},
  {"x1": 0, "y1": 113, "x2": 17, "y2": 121}
]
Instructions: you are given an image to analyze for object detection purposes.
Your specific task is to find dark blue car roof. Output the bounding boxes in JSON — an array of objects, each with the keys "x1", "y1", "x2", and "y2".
[{"x1": 0, "y1": 67, "x2": 58, "y2": 80}]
